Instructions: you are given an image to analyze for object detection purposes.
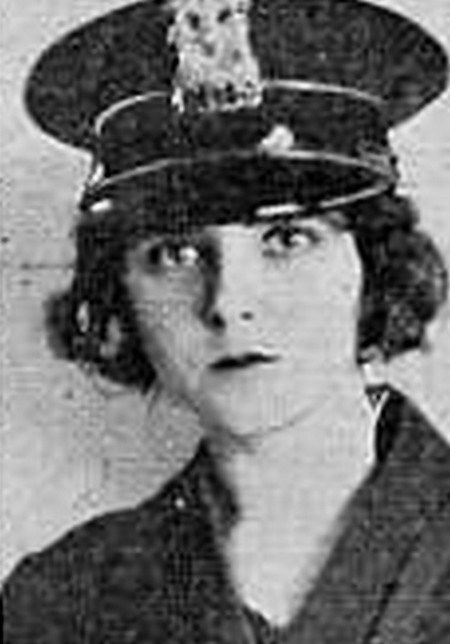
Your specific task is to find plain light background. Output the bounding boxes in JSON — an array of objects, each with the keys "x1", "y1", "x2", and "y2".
[{"x1": 1, "y1": 0, "x2": 449, "y2": 580}]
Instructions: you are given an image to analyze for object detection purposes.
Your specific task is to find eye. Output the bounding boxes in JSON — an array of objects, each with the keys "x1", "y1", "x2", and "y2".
[
  {"x1": 262, "y1": 224, "x2": 320, "y2": 252},
  {"x1": 145, "y1": 239, "x2": 200, "y2": 271}
]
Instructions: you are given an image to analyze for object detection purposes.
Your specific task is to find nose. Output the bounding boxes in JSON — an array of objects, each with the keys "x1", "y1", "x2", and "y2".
[
  {"x1": 200, "y1": 231, "x2": 257, "y2": 331},
  {"x1": 202, "y1": 306, "x2": 254, "y2": 331}
]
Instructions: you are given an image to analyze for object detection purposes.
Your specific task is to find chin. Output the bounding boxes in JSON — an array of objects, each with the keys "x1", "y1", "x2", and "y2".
[
  {"x1": 191, "y1": 360, "x2": 336, "y2": 438},
  {"x1": 194, "y1": 383, "x2": 299, "y2": 440}
]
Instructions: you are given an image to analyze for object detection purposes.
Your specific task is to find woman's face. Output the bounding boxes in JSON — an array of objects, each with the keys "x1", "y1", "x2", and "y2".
[{"x1": 125, "y1": 214, "x2": 362, "y2": 437}]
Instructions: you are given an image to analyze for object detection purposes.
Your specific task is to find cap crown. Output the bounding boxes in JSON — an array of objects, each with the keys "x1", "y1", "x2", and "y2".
[
  {"x1": 26, "y1": 0, "x2": 448, "y2": 149},
  {"x1": 25, "y1": 0, "x2": 448, "y2": 217}
]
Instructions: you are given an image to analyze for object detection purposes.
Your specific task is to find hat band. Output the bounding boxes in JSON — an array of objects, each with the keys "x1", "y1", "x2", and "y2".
[
  {"x1": 82, "y1": 175, "x2": 390, "y2": 218},
  {"x1": 86, "y1": 147, "x2": 397, "y2": 193},
  {"x1": 81, "y1": 149, "x2": 395, "y2": 220},
  {"x1": 94, "y1": 80, "x2": 384, "y2": 135}
]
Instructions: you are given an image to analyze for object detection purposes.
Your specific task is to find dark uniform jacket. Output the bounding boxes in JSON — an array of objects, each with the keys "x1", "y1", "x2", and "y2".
[{"x1": 3, "y1": 389, "x2": 450, "y2": 643}]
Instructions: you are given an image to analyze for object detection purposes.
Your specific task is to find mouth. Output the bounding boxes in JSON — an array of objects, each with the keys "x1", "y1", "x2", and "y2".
[{"x1": 209, "y1": 351, "x2": 280, "y2": 371}]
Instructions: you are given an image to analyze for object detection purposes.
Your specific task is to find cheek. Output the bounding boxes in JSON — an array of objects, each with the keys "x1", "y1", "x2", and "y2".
[
  {"x1": 307, "y1": 235, "x2": 362, "y2": 308},
  {"x1": 266, "y1": 244, "x2": 361, "y2": 338},
  {"x1": 128, "y1": 267, "x2": 205, "y2": 324},
  {"x1": 126, "y1": 269, "x2": 207, "y2": 373}
]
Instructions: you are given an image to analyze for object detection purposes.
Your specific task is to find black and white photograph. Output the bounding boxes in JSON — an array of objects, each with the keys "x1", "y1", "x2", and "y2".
[{"x1": 2, "y1": 1, "x2": 450, "y2": 642}]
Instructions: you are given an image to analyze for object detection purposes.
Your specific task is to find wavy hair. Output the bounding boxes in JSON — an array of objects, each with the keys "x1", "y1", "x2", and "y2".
[{"x1": 45, "y1": 191, "x2": 448, "y2": 390}]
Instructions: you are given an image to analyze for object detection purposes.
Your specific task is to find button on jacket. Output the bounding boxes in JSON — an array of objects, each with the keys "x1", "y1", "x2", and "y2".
[{"x1": 3, "y1": 389, "x2": 450, "y2": 643}]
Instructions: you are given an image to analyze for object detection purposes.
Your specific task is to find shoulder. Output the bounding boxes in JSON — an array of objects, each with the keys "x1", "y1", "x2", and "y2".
[
  {"x1": 378, "y1": 386, "x2": 450, "y2": 468},
  {"x1": 375, "y1": 391, "x2": 450, "y2": 643},
  {"x1": 2, "y1": 458, "x2": 199, "y2": 643},
  {"x1": 380, "y1": 387, "x2": 450, "y2": 555}
]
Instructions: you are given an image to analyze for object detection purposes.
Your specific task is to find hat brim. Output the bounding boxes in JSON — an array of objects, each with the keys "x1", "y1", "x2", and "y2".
[{"x1": 83, "y1": 152, "x2": 390, "y2": 225}]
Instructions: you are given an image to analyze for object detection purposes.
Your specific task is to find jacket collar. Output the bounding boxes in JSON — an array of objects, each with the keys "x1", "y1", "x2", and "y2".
[
  {"x1": 284, "y1": 388, "x2": 450, "y2": 643},
  {"x1": 147, "y1": 388, "x2": 450, "y2": 643}
]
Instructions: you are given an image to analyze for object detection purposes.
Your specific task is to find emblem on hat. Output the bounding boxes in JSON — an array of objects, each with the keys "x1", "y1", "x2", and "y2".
[{"x1": 166, "y1": 0, "x2": 262, "y2": 112}]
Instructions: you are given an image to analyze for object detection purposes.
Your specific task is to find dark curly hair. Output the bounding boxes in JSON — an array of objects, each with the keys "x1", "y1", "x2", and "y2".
[{"x1": 45, "y1": 191, "x2": 448, "y2": 391}]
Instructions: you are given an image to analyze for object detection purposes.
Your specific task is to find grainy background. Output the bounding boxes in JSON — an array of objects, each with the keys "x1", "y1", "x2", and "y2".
[{"x1": 1, "y1": 0, "x2": 449, "y2": 580}]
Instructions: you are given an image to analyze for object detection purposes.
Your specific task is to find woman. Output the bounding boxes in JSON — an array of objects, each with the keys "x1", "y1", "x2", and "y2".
[{"x1": 3, "y1": 0, "x2": 450, "y2": 642}]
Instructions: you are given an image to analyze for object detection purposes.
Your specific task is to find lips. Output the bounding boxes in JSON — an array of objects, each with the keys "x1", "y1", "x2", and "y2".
[{"x1": 210, "y1": 351, "x2": 279, "y2": 371}]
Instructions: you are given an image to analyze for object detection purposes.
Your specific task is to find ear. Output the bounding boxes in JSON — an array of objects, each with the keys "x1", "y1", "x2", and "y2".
[
  {"x1": 421, "y1": 310, "x2": 448, "y2": 352},
  {"x1": 99, "y1": 316, "x2": 123, "y2": 360}
]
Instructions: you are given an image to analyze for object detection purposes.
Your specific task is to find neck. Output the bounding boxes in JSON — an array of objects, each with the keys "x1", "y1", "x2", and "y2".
[{"x1": 205, "y1": 374, "x2": 375, "y2": 523}]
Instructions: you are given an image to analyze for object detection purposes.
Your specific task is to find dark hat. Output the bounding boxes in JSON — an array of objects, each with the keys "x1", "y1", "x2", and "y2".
[{"x1": 26, "y1": 0, "x2": 448, "y2": 224}]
